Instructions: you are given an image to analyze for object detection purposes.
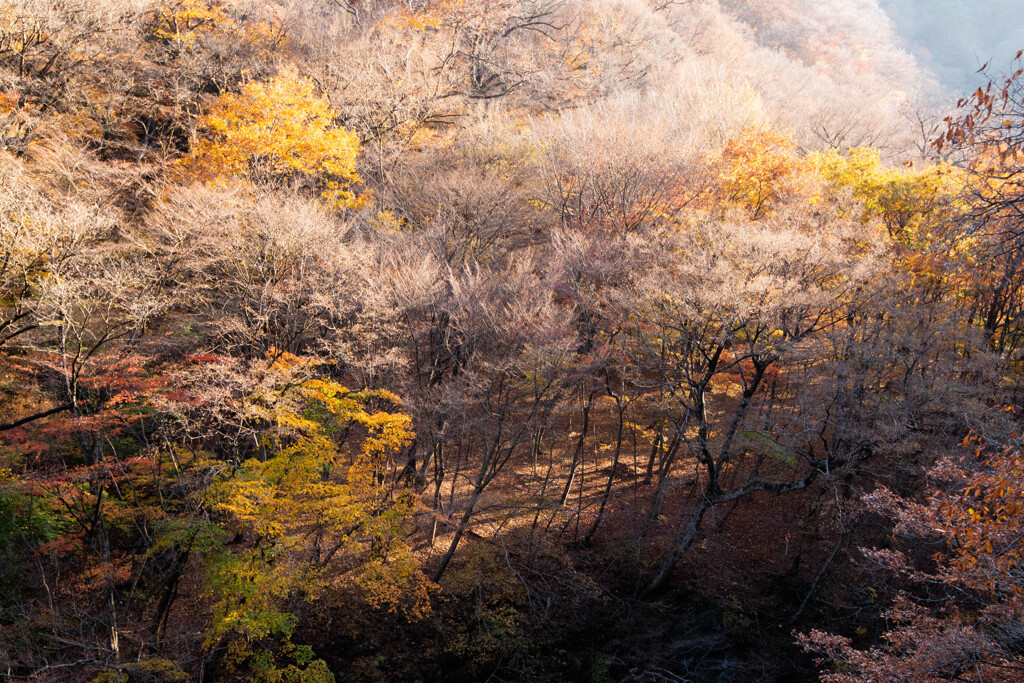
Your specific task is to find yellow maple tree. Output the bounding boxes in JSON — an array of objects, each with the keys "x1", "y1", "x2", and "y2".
[
  {"x1": 207, "y1": 350, "x2": 427, "y2": 623},
  {"x1": 148, "y1": 0, "x2": 235, "y2": 47},
  {"x1": 202, "y1": 350, "x2": 428, "y2": 677},
  {"x1": 178, "y1": 67, "x2": 366, "y2": 210},
  {"x1": 806, "y1": 147, "x2": 984, "y2": 306},
  {"x1": 718, "y1": 127, "x2": 808, "y2": 218},
  {"x1": 810, "y1": 147, "x2": 964, "y2": 247}
]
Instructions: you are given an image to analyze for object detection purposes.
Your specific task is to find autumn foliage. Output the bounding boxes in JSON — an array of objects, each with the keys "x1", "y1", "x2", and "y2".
[
  {"x1": 179, "y1": 66, "x2": 366, "y2": 209},
  {"x1": 801, "y1": 426, "x2": 1024, "y2": 681},
  {"x1": 719, "y1": 127, "x2": 808, "y2": 217},
  {"x1": 0, "y1": 1, "x2": 1023, "y2": 681}
]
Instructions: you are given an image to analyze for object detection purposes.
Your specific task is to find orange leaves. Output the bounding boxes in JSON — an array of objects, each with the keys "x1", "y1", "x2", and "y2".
[
  {"x1": 803, "y1": 424, "x2": 1024, "y2": 681},
  {"x1": 718, "y1": 127, "x2": 808, "y2": 218},
  {"x1": 384, "y1": 0, "x2": 500, "y2": 32},
  {"x1": 177, "y1": 66, "x2": 366, "y2": 210},
  {"x1": 936, "y1": 438, "x2": 1024, "y2": 589},
  {"x1": 148, "y1": 0, "x2": 235, "y2": 47},
  {"x1": 937, "y1": 56, "x2": 1024, "y2": 257},
  {"x1": 938, "y1": 52, "x2": 1023, "y2": 156},
  {"x1": 883, "y1": 423, "x2": 1024, "y2": 602},
  {"x1": 147, "y1": 0, "x2": 285, "y2": 53}
]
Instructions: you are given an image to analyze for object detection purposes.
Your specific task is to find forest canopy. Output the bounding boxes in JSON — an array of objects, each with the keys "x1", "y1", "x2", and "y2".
[{"x1": 0, "y1": 0, "x2": 1023, "y2": 681}]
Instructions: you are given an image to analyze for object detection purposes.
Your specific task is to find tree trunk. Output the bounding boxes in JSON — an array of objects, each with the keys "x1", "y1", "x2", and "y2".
[
  {"x1": 559, "y1": 392, "x2": 595, "y2": 506},
  {"x1": 583, "y1": 402, "x2": 625, "y2": 546},
  {"x1": 642, "y1": 495, "x2": 712, "y2": 597},
  {"x1": 430, "y1": 485, "x2": 482, "y2": 583}
]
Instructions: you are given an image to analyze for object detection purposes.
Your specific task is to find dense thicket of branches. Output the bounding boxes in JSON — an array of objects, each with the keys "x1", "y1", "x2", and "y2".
[{"x1": 0, "y1": 1, "x2": 1021, "y2": 681}]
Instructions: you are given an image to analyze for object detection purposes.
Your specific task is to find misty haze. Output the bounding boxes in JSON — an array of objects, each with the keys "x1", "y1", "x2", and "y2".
[{"x1": 882, "y1": 0, "x2": 1024, "y2": 92}]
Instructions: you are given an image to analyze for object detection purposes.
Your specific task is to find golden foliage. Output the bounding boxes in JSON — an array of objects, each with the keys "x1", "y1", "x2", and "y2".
[
  {"x1": 810, "y1": 147, "x2": 964, "y2": 247},
  {"x1": 148, "y1": 0, "x2": 235, "y2": 47},
  {"x1": 177, "y1": 66, "x2": 366, "y2": 209},
  {"x1": 719, "y1": 127, "x2": 808, "y2": 218},
  {"x1": 207, "y1": 351, "x2": 428, "y2": 634}
]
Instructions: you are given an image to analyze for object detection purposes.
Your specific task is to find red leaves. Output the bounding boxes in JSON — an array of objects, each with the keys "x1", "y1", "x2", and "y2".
[
  {"x1": 184, "y1": 352, "x2": 226, "y2": 364},
  {"x1": 36, "y1": 534, "x2": 84, "y2": 557}
]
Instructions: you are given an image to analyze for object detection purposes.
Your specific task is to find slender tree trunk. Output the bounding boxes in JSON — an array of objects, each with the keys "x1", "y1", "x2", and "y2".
[
  {"x1": 583, "y1": 401, "x2": 625, "y2": 546},
  {"x1": 641, "y1": 427, "x2": 684, "y2": 537},
  {"x1": 644, "y1": 421, "x2": 663, "y2": 485},
  {"x1": 528, "y1": 432, "x2": 557, "y2": 563},
  {"x1": 788, "y1": 531, "x2": 847, "y2": 625},
  {"x1": 429, "y1": 444, "x2": 445, "y2": 547},
  {"x1": 152, "y1": 547, "x2": 188, "y2": 641},
  {"x1": 642, "y1": 495, "x2": 713, "y2": 597},
  {"x1": 431, "y1": 484, "x2": 483, "y2": 583},
  {"x1": 559, "y1": 392, "x2": 595, "y2": 506}
]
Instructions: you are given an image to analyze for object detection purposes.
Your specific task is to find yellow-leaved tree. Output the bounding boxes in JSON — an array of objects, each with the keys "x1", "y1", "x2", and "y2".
[
  {"x1": 810, "y1": 147, "x2": 963, "y2": 247},
  {"x1": 148, "y1": 0, "x2": 235, "y2": 47},
  {"x1": 718, "y1": 127, "x2": 809, "y2": 218},
  {"x1": 808, "y1": 147, "x2": 978, "y2": 307},
  {"x1": 178, "y1": 67, "x2": 366, "y2": 210},
  {"x1": 205, "y1": 351, "x2": 427, "y2": 681}
]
